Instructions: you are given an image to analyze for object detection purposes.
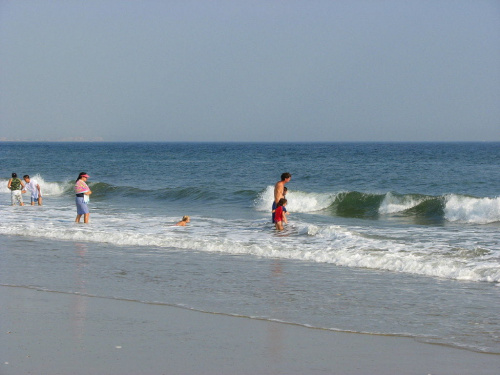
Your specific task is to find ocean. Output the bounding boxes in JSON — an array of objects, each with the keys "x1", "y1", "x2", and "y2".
[{"x1": 1, "y1": 142, "x2": 499, "y2": 354}]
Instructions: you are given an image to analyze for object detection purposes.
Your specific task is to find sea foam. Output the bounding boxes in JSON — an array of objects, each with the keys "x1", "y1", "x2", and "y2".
[
  {"x1": 378, "y1": 192, "x2": 426, "y2": 214},
  {"x1": 444, "y1": 195, "x2": 500, "y2": 224},
  {"x1": 1, "y1": 205, "x2": 498, "y2": 283},
  {"x1": 254, "y1": 186, "x2": 336, "y2": 213},
  {"x1": 0, "y1": 174, "x2": 68, "y2": 196}
]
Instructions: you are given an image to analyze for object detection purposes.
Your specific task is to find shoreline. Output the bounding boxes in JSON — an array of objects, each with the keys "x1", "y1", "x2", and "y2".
[{"x1": 2, "y1": 286, "x2": 499, "y2": 375}]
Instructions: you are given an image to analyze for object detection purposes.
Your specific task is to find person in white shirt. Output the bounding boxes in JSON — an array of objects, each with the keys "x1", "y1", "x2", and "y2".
[{"x1": 23, "y1": 175, "x2": 42, "y2": 206}]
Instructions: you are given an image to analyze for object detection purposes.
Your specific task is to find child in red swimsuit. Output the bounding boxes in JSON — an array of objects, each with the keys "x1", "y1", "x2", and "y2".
[{"x1": 273, "y1": 198, "x2": 287, "y2": 231}]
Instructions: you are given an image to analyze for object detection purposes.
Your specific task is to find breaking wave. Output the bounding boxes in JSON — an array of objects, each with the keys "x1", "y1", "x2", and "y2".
[
  {"x1": 2, "y1": 176, "x2": 498, "y2": 224},
  {"x1": 255, "y1": 186, "x2": 500, "y2": 224}
]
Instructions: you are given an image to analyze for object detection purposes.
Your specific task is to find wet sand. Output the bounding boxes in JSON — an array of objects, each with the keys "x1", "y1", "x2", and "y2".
[{"x1": 1, "y1": 286, "x2": 499, "y2": 375}]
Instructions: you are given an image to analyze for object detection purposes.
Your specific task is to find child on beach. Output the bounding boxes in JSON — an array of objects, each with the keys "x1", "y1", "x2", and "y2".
[
  {"x1": 273, "y1": 198, "x2": 287, "y2": 231},
  {"x1": 176, "y1": 216, "x2": 190, "y2": 226}
]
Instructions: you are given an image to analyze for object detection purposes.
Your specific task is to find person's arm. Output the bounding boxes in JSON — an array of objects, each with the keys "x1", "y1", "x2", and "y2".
[
  {"x1": 36, "y1": 184, "x2": 42, "y2": 196},
  {"x1": 81, "y1": 181, "x2": 92, "y2": 195},
  {"x1": 7, "y1": 179, "x2": 12, "y2": 189}
]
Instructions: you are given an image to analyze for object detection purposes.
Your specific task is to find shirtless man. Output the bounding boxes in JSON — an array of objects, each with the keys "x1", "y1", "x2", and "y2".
[{"x1": 272, "y1": 172, "x2": 291, "y2": 223}]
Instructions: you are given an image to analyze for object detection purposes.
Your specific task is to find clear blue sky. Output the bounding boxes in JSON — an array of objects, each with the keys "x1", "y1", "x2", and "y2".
[{"x1": 1, "y1": 0, "x2": 499, "y2": 142}]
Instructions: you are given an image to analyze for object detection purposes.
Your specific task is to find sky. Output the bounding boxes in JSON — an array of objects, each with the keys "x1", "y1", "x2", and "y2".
[{"x1": 1, "y1": 0, "x2": 499, "y2": 142}]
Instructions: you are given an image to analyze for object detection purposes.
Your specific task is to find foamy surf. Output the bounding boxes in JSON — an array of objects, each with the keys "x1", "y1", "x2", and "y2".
[
  {"x1": 0, "y1": 174, "x2": 69, "y2": 196},
  {"x1": 254, "y1": 186, "x2": 336, "y2": 213},
  {"x1": 1, "y1": 205, "x2": 498, "y2": 283},
  {"x1": 378, "y1": 192, "x2": 427, "y2": 214},
  {"x1": 444, "y1": 194, "x2": 500, "y2": 224}
]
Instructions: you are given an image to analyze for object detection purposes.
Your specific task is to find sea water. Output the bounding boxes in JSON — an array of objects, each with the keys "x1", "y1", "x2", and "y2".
[{"x1": 0, "y1": 142, "x2": 499, "y2": 353}]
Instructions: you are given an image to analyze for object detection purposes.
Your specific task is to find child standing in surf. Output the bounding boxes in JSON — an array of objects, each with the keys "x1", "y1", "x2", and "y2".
[{"x1": 273, "y1": 198, "x2": 287, "y2": 231}]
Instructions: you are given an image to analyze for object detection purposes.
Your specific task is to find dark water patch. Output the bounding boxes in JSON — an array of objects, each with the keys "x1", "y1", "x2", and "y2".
[
  {"x1": 402, "y1": 197, "x2": 446, "y2": 225},
  {"x1": 86, "y1": 182, "x2": 220, "y2": 202},
  {"x1": 330, "y1": 192, "x2": 385, "y2": 219},
  {"x1": 234, "y1": 189, "x2": 260, "y2": 199},
  {"x1": 156, "y1": 187, "x2": 219, "y2": 201}
]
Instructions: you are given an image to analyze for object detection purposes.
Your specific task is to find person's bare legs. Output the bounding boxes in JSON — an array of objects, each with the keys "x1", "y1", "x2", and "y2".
[
  {"x1": 83, "y1": 213, "x2": 90, "y2": 224},
  {"x1": 75, "y1": 214, "x2": 82, "y2": 223}
]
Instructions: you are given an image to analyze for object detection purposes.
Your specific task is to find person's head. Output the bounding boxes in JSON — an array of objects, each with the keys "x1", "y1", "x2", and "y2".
[
  {"x1": 281, "y1": 172, "x2": 291, "y2": 182},
  {"x1": 12, "y1": 173, "x2": 17, "y2": 178},
  {"x1": 277, "y1": 198, "x2": 287, "y2": 207},
  {"x1": 23, "y1": 175, "x2": 30, "y2": 182},
  {"x1": 76, "y1": 172, "x2": 90, "y2": 182},
  {"x1": 182, "y1": 216, "x2": 190, "y2": 223}
]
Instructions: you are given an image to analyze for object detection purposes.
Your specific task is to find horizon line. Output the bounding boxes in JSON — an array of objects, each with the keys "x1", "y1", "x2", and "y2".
[{"x1": 1, "y1": 140, "x2": 498, "y2": 144}]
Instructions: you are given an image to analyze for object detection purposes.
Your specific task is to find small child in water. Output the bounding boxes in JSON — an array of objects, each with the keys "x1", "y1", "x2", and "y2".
[
  {"x1": 176, "y1": 216, "x2": 190, "y2": 226},
  {"x1": 273, "y1": 198, "x2": 287, "y2": 231}
]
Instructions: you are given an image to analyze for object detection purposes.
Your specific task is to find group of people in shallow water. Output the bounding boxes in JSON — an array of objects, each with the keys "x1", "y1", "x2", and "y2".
[
  {"x1": 8, "y1": 171, "x2": 94, "y2": 225},
  {"x1": 7, "y1": 173, "x2": 43, "y2": 206},
  {"x1": 9, "y1": 170, "x2": 292, "y2": 231},
  {"x1": 73, "y1": 171, "x2": 292, "y2": 229},
  {"x1": 73, "y1": 171, "x2": 192, "y2": 226}
]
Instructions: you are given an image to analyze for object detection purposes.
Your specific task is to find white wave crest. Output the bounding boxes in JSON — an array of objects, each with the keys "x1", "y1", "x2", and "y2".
[
  {"x1": 254, "y1": 186, "x2": 336, "y2": 213},
  {"x1": 31, "y1": 174, "x2": 68, "y2": 196},
  {"x1": 378, "y1": 192, "x2": 425, "y2": 214},
  {"x1": 444, "y1": 195, "x2": 500, "y2": 224},
  {"x1": 0, "y1": 174, "x2": 67, "y2": 196}
]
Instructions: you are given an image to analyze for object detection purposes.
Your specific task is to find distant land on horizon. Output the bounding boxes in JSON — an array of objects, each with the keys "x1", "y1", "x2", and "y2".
[
  {"x1": 0, "y1": 137, "x2": 105, "y2": 142},
  {"x1": 1, "y1": 138, "x2": 498, "y2": 144}
]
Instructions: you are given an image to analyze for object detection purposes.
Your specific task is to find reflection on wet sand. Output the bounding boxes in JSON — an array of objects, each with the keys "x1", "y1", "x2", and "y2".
[{"x1": 71, "y1": 242, "x2": 88, "y2": 341}]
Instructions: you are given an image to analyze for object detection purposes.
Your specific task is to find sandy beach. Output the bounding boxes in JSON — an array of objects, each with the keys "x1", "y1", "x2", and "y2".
[{"x1": 2, "y1": 286, "x2": 498, "y2": 375}]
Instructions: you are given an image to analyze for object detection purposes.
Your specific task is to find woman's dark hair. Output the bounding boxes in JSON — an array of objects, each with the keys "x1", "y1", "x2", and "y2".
[{"x1": 76, "y1": 172, "x2": 87, "y2": 182}]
